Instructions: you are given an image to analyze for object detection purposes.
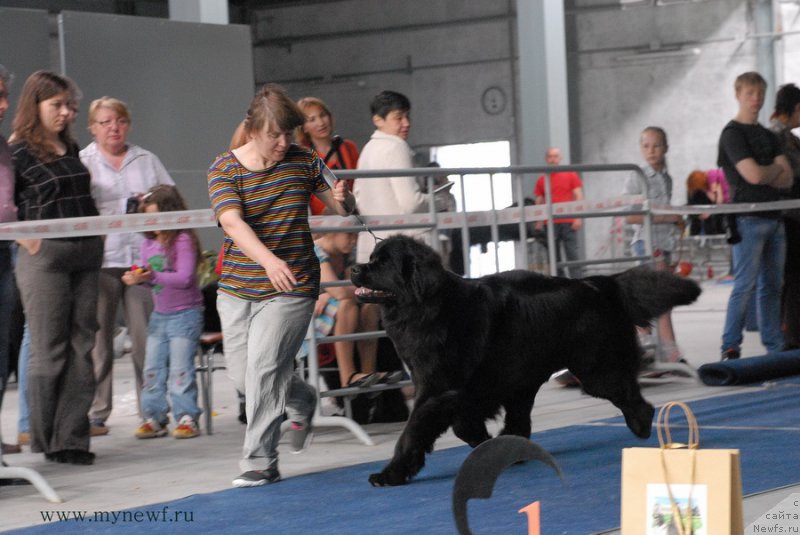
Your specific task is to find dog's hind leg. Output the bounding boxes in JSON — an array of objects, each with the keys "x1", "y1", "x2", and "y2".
[
  {"x1": 579, "y1": 373, "x2": 654, "y2": 439},
  {"x1": 369, "y1": 391, "x2": 459, "y2": 487}
]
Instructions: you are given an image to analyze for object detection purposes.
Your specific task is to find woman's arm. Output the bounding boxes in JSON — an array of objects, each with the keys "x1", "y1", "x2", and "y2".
[{"x1": 317, "y1": 180, "x2": 356, "y2": 217}]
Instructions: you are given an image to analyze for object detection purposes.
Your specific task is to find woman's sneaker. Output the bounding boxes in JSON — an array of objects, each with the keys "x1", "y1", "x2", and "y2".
[
  {"x1": 135, "y1": 419, "x2": 168, "y2": 439},
  {"x1": 232, "y1": 468, "x2": 281, "y2": 488},
  {"x1": 173, "y1": 415, "x2": 200, "y2": 439}
]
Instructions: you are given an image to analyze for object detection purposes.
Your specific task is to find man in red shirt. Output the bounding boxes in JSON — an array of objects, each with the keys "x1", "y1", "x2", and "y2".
[{"x1": 534, "y1": 147, "x2": 584, "y2": 278}]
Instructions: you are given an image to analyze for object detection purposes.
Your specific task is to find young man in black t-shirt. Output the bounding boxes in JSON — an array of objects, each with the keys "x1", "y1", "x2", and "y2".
[{"x1": 718, "y1": 72, "x2": 793, "y2": 360}]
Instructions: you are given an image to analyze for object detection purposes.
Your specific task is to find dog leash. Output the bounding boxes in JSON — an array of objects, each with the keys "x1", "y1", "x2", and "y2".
[
  {"x1": 352, "y1": 211, "x2": 383, "y2": 244},
  {"x1": 320, "y1": 162, "x2": 383, "y2": 246}
]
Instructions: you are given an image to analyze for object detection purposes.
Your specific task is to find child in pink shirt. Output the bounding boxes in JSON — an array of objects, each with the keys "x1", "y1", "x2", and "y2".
[{"x1": 122, "y1": 185, "x2": 203, "y2": 439}]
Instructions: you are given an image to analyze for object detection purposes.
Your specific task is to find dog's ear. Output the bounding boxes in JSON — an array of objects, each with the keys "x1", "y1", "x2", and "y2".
[{"x1": 405, "y1": 245, "x2": 443, "y2": 302}]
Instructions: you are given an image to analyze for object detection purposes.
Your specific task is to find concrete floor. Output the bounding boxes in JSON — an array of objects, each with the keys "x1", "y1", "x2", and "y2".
[{"x1": 1, "y1": 279, "x2": 797, "y2": 533}]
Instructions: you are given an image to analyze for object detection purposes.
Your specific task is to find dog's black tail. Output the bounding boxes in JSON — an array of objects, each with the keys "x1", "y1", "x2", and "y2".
[{"x1": 613, "y1": 266, "x2": 701, "y2": 327}]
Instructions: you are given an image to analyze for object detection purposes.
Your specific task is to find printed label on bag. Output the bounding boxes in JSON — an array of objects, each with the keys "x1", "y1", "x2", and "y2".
[
  {"x1": 746, "y1": 493, "x2": 800, "y2": 534},
  {"x1": 646, "y1": 483, "x2": 709, "y2": 535}
]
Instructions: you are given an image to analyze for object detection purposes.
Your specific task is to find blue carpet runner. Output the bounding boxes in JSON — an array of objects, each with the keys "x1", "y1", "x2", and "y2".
[{"x1": 11, "y1": 379, "x2": 800, "y2": 534}]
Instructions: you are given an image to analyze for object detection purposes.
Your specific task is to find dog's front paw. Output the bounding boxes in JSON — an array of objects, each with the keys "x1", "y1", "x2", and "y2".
[{"x1": 369, "y1": 468, "x2": 410, "y2": 487}]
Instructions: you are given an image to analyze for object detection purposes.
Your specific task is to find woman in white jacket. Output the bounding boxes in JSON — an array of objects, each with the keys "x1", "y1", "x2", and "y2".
[
  {"x1": 353, "y1": 91, "x2": 431, "y2": 264},
  {"x1": 80, "y1": 97, "x2": 174, "y2": 435}
]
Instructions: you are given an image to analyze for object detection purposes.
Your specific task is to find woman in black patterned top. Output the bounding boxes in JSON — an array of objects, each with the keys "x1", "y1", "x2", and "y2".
[{"x1": 11, "y1": 71, "x2": 102, "y2": 465}]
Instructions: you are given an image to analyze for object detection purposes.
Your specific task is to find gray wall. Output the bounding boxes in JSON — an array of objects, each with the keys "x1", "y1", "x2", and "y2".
[
  {"x1": 2, "y1": 7, "x2": 254, "y2": 249},
  {"x1": 0, "y1": 8, "x2": 50, "y2": 138},
  {"x1": 60, "y1": 10, "x2": 254, "y2": 222},
  {"x1": 252, "y1": 0, "x2": 519, "y2": 163}
]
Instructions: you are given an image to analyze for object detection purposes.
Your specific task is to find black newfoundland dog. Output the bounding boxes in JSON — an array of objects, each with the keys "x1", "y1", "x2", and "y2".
[{"x1": 350, "y1": 235, "x2": 701, "y2": 487}]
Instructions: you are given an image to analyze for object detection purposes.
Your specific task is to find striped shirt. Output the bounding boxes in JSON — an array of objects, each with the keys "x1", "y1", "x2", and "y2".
[
  {"x1": 12, "y1": 141, "x2": 98, "y2": 221},
  {"x1": 208, "y1": 145, "x2": 329, "y2": 301}
]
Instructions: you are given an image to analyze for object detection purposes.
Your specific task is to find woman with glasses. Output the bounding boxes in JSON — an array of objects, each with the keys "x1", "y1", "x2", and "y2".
[{"x1": 80, "y1": 97, "x2": 174, "y2": 436}]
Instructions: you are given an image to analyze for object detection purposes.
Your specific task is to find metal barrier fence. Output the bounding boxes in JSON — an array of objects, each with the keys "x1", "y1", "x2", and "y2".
[
  {"x1": 305, "y1": 163, "x2": 658, "y2": 444},
  {"x1": 304, "y1": 165, "x2": 800, "y2": 444},
  {"x1": 332, "y1": 163, "x2": 655, "y2": 277},
  {"x1": 4, "y1": 163, "x2": 798, "y2": 446}
]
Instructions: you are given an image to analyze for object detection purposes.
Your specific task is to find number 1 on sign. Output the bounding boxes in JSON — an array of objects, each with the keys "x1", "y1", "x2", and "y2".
[{"x1": 518, "y1": 501, "x2": 540, "y2": 535}]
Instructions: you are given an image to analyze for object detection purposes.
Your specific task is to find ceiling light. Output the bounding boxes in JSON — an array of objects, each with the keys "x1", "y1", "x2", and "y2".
[{"x1": 615, "y1": 47, "x2": 702, "y2": 62}]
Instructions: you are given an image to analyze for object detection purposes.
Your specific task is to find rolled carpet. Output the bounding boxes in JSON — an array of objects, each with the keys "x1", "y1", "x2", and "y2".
[{"x1": 698, "y1": 349, "x2": 800, "y2": 386}]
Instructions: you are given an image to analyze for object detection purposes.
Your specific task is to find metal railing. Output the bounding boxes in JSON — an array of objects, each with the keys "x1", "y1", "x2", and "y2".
[{"x1": 303, "y1": 162, "x2": 659, "y2": 445}]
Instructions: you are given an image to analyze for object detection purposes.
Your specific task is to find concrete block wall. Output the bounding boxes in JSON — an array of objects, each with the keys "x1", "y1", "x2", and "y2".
[{"x1": 251, "y1": 0, "x2": 519, "y2": 160}]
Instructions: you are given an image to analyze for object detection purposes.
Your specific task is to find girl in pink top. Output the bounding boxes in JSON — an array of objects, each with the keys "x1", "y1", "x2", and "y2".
[{"x1": 122, "y1": 185, "x2": 203, "y2": 440}]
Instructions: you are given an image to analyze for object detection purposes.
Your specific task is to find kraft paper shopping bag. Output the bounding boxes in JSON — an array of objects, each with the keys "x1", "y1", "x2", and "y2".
[{"x1": 620, "y1": 401, "x2": 743, "y2": 535}]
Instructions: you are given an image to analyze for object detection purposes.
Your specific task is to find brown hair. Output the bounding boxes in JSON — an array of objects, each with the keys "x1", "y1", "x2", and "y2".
[
  {"x1": 243, "y1": 83, "x2": 305, "y2": 137},
  {"x1": 87, "y1": 96, "x2": 131, "y2": 127},
  {"x1": 685, "y1": 170, "x2": 708, "y2": 198},
  {"x1": 141, "y1": 185, "x2": 202, "y2": 270},
  {"x1": 11, "y1": 70, "x2": 76, "y2": 161},
  {"x1": 229, "y1": 120, "x2": 248, "y2": 150},
  {"x1": 295, "y1": 96, "x2": 334, "y2": 147},
  {"x1": 735, "y1": 72, "x2": 767, "y2": 94}
]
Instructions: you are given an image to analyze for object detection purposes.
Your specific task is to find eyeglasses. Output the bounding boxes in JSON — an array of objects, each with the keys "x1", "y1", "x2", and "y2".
[{"x1": 95, "y1": 118, "x2": 130, "y2": 129}]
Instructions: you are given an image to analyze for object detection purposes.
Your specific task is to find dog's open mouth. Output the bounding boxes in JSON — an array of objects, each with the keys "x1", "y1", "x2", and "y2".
[{"x1": 354, "y1": 287, "x2": 396, "y2": 303}]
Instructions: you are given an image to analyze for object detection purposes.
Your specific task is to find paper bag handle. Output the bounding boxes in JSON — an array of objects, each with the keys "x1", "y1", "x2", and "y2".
[{"x1": 656, "y1": 401, "x2": 699, "y2": 450}]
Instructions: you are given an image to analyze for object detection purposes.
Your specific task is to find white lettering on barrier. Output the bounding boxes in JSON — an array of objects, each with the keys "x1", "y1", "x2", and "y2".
[{"x1": 12, "y1": 195, "x2": 798, "y2": 239}]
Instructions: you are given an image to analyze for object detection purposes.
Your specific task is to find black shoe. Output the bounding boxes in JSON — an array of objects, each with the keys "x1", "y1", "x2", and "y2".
[
  {"x1": 721, "y1": 348, "x2": 740, "y2": 361},
  {"x1": 60, "y1": 450, "x2": 95, "y2": 465},
  {"x1": 45, "y1": 451, "x2": 67, "y2": 463}
]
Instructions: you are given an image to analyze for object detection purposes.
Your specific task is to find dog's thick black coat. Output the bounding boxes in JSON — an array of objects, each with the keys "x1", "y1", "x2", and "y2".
[{"x1": 350, "y1": 235, "x2": 701, "y2": 487}]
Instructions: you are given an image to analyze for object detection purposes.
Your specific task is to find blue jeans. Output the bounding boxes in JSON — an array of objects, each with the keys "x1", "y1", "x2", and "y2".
[
  {"x1": 0, "y1": 244, "x2": 12, "y2": 407},
  {"x1": 722, "y1": 216, "x2": 786, "y2": 353},
  {"x1": 141, "y1": 307, "x2": 203, "y2": 424},
  {"x1": 17, "y1": 325, "x2": 30, "y2": 434}
]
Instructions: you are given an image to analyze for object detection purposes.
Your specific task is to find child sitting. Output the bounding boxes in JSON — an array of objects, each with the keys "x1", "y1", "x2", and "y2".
[{"x1": 122, "y1": 185, "x2": 204, "y2": 439}]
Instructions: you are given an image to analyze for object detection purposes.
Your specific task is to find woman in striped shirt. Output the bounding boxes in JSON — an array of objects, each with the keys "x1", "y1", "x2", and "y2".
[{"x1": 208, "y1": 84, "x2": 355, "y2": 488}]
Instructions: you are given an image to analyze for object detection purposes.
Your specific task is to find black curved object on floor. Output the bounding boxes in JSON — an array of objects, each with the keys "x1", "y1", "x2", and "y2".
[
  {"x1": 697, "y1": 350, "x2": 800, "y2": 386},
  {"x1": 452, "y1": 436, "x2": 563, "y2": 535}
]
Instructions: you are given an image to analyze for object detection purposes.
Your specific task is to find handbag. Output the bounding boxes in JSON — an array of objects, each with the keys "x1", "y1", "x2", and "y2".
[{"x1": 620, "y1": 401, "x2": 743, "y2": 534}]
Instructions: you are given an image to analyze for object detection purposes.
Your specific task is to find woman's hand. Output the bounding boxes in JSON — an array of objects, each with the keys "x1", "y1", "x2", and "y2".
[
  {"x1": 264, "y1": 256, "x2": 297, "y2": 292},
  {"x1": 332, "y1": 179, "x2": 348, "y2": 203},
  {"x1": 16, "y1": 239, "x2": 43, "y2": 256},
  {"x1": 315, "y1": 292, "x2": 330, "y2": 316}
]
